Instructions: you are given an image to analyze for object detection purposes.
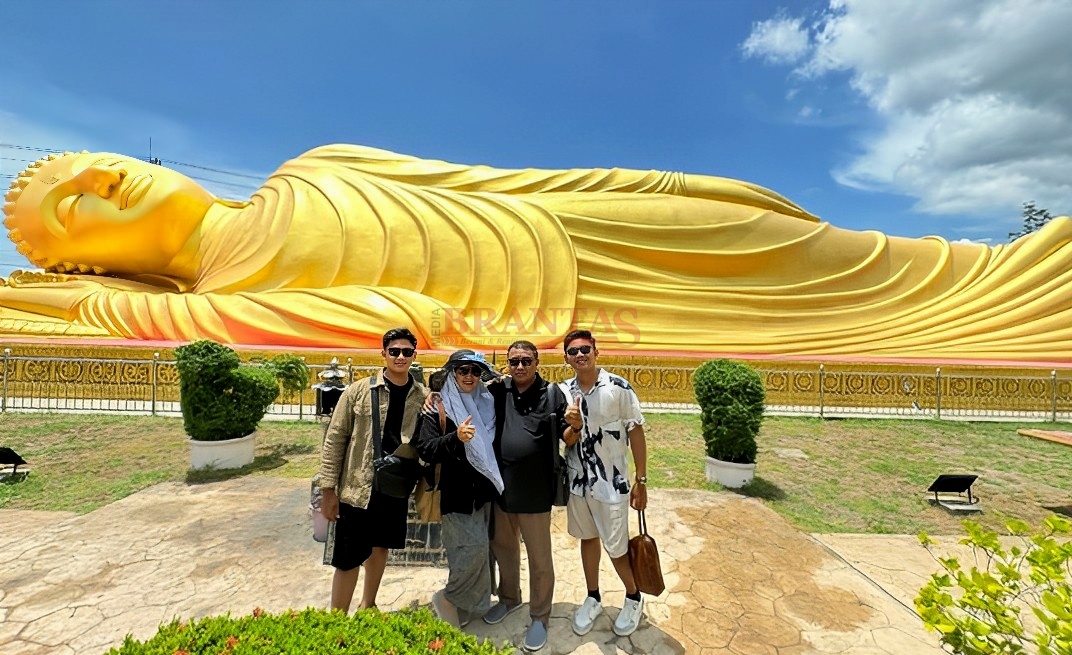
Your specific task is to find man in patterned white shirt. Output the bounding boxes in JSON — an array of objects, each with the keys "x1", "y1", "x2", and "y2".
[{"x1": 559, "y1": 329, "x2": 649, "y2": 637}]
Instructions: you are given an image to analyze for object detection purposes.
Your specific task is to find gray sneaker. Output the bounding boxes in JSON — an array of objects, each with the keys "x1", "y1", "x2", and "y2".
[
  {"x1": 482, "y1": 601, "x2": 523, "y2": 625},
  {"x1": 524, "y1": 620, "x2": 548, "y2": 652}
]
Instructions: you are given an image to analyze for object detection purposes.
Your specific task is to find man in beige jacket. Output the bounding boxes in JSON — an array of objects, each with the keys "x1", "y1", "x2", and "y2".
[{"x1": 319, "y1": 327, "x2": 428, "y2": 612}]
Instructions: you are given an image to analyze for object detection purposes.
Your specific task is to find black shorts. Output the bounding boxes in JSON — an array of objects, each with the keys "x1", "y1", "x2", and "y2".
[{"x1": 328, "y1": 491, "x2": 409, "y2": 571}]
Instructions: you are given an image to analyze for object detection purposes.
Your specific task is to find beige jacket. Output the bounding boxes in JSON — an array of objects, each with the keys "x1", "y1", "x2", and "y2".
[{"x1": 318, "y1": 369, "x2": 428, "y2": 508}]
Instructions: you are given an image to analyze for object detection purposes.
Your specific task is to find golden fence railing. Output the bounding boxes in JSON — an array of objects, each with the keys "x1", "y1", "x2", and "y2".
[{"x1": 0, "y1": 351, "x2": 1069, "y2": 421}]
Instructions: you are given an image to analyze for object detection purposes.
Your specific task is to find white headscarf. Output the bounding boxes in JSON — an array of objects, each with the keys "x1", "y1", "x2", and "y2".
[{"x1": 441, "y1": 372, "x2": 503, "y2": 493}]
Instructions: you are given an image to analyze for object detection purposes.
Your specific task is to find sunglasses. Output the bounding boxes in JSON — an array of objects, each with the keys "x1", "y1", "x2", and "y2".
[
  {"x1": 386, "y1": 347, "x2": 416, "y2": 358},
  {"x1": 507, "y1": 357, "x2": 535, "y2": 368},
  {"x1": 566, "y1": 345, "x2": 593, "y2": 356},
  {"x1": 454, "y1": 365, "x2": 481, "y2": 376}
]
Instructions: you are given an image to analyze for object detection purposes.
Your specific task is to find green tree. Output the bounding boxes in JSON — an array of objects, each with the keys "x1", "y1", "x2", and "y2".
[
  {"x1": 1009, "y1": 202, "x2": 1055, "y2": 241},
  {"x1": 256, "y1": 353, "x2": 311, "y2": 399},
  {"x1": 916, "y1": 515, "x2": 1072, "y2": 654}
]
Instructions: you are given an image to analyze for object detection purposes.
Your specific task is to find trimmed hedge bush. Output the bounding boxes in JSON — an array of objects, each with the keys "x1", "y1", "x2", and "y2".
[
  {"x1": 693, "y1": 359, "x2": 765, "y2": 464},
  {"x1": 103, "y1": 607, "x2": 516, "y2": 655},
  {"x1": 174, "y1": 340, "x2": 280, "y2": 442}
]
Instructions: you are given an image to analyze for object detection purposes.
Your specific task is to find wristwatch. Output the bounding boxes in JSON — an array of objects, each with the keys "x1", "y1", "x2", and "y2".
[{"x1": 635, "y1": 476, "x2": 647, "y2": 486}]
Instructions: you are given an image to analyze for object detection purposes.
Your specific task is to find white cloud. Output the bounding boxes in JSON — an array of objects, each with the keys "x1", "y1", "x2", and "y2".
[
  {"x1": 741, "y1": 14, "x2": 811, "y2": 65},
  {"x1": 745, "y1": 0, "x2": 1072, "y2": 225}
]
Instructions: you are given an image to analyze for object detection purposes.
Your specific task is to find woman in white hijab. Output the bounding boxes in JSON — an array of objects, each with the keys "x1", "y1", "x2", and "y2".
[{"x1": 413, "y1": 349, "x2": 503, "y2": 628}]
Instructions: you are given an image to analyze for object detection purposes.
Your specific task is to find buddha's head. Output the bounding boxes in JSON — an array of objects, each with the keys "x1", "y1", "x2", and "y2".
[{"x1": 3, "y1": 152, "x2": 216, "y2": 274}]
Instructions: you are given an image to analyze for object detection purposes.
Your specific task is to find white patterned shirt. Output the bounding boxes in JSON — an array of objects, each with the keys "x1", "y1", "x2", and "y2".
[{"x1": 562, "y1": 369, "x2": 645, "y2": 504}]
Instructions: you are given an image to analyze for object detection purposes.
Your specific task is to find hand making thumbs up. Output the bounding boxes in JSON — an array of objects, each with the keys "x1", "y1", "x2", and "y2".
[
  {"x1": 565, "y1": 394, "x2": 583, "y2": 430},
  {"x1": 456, "y1": 415, "x2": 475, "y2": 442}
]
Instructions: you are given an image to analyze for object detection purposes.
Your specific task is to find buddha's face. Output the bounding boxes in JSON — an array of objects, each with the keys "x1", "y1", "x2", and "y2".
[{"x1": 6, "y1": 152, "x2": 214, "y2": 273}]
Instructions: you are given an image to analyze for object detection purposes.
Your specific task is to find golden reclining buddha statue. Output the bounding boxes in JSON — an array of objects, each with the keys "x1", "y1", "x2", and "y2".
[{"x1": 3, "y1": 144, "x2": 1071, "y2": 360}]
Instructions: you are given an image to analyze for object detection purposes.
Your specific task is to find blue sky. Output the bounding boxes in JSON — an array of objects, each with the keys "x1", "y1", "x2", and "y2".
[{"x1": 3, "y1": 0, "x2": 1070, "y2": 275}]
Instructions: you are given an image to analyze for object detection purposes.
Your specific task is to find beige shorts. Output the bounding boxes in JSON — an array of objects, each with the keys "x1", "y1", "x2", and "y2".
[{"x1": 567, "y1": 492, "x2": 630, "y2": 558}]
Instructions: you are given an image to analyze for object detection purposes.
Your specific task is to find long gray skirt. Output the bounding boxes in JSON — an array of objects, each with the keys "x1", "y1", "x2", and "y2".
[{"x1": 442, "y1": 503, "x2": 492, "y2": 619}]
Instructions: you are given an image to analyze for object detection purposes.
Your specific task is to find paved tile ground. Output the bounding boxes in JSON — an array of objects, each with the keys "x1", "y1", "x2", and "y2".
[{"x1": 0, "y1": 478, "x2": 945, "y2": 654}]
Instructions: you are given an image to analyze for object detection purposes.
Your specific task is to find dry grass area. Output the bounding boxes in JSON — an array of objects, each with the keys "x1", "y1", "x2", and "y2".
[{"x1": 2, "y1": 412, "x2": 1070, "y2": 536}]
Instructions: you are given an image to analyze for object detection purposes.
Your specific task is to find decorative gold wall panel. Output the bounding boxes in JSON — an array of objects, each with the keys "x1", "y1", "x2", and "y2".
[{"x1": 1, "y1": 343, "x2": 1069, "y2": 418}]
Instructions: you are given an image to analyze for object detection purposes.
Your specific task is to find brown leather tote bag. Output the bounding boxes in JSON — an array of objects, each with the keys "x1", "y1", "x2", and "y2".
[{"x1": 628, "y1": 510, "x2": 665, "y2": 596}]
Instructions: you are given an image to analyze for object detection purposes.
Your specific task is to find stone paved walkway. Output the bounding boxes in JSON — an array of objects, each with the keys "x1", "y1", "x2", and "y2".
[{"x1": 0, "y1": 478, "x2": 944, "y2": 654}]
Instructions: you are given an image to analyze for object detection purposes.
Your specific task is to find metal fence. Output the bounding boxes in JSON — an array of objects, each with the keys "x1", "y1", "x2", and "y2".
[
  {"x1": 0, "y1": 350, "x2": 383, "y2": 419},
  {"x1": 2, "y1": 349, "x2": 1071, "y2": 421},
  {"x1": 757, "y1": 364, "x2": 1072, "y2": 421}
]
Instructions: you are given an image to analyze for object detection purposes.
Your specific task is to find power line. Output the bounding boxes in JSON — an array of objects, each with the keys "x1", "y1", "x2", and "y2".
[
  {"x1": 0, "y1": 143, "x2": 63, "y2": 153},
  {"x1": 159, "y1": 158, "x2": 264, "y2": 181},
  {"x1": 0, "y1": 142, "x2": 265, "y2": 185},
  {"x1": 185, "y1": 174, "x2": 260, "y2": 191}
]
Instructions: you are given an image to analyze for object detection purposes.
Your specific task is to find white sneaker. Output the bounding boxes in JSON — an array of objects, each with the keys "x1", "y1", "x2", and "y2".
[
  {"x1": 572, "y1": 596, "x2": 603, "y2": 635},
  {"x1": 613, "y1": 595, "x2": 644, "y2": 636}
]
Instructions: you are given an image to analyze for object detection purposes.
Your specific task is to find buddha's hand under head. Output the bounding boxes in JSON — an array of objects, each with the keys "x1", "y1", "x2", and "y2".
[
  {"x1": 0, "y1": 271, "x2": 106, "y2": 320},
  {"x1": 0, "y1": 270, "x2": 80, "y2": 287}
]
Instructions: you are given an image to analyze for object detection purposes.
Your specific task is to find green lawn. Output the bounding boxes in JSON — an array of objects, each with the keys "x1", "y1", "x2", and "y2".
[
  {"x1": 2, "y1": 412, "x2": 1070, "y2": 535},
  {"x1": 0, "y1": 414, "x2": 321, "y2": 514},
  {"x1": 649, "y1": 414, "x2": 1072, "y2": 535}
]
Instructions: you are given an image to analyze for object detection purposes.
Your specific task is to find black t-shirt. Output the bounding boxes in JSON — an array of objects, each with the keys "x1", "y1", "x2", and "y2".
[
  {"x1": 412, "y1": 411, "x2": 500, "y2": 515},
  {"x1": 381, "y1": 376, "x2": 412, "y2": 455},
  {"x1": 490, "y1": 375, "x2": 567, "y2": 513}
]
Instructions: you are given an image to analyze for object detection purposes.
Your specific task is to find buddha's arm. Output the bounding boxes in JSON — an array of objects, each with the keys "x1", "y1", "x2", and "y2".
[
  {"x1": 0, "y1": 277, "x2": 569, "y2": 348},
  {"x1": 0, "y1": 277, "x2": 426, "y2": 345},
  {"x1": 0, "y1": 274, "x2": 115, "y2": 337},
  {"x1": 305, "y1": 144, "x2": 817, "y2": 221}
]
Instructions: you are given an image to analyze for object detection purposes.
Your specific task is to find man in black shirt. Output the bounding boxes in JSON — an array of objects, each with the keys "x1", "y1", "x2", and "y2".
[{"x1": 483, "y1": 340, "x2": 568, "y2": 652}]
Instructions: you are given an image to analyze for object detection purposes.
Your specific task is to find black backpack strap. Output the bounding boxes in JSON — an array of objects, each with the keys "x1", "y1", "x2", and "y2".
[{"x1": 370, "y1": 374, "x2": 383, "y2": 459}]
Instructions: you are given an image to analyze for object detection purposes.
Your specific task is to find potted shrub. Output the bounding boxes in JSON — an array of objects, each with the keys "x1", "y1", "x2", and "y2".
[
  {"x1": 174, "y1": 340, "x2": 280, "y2": 470},
  {"x1": 693, "y1": 359, "x2": 765, "y2": 488}
]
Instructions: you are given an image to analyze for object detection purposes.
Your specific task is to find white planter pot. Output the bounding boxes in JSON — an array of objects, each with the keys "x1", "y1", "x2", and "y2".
[
  {"x1": 705, "y1": 456, "x2": 756, "y2": 488},
  {"x1": 189, "y1": 432, "x2": 257, "y2": 470}
]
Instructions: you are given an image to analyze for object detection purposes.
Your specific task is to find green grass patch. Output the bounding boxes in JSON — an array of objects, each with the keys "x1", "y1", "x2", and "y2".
[
  {"x1": 0, "y1": 413, "x2": 323, "y2": 514},
  {"x1": 645, "y1": 414, "x2": 1072, "y2": 535}
]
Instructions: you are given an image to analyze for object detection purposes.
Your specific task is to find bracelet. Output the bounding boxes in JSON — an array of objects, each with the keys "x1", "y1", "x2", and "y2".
[{"x1": 635, "y1": 476, "x2": 647, "y2": 485}]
